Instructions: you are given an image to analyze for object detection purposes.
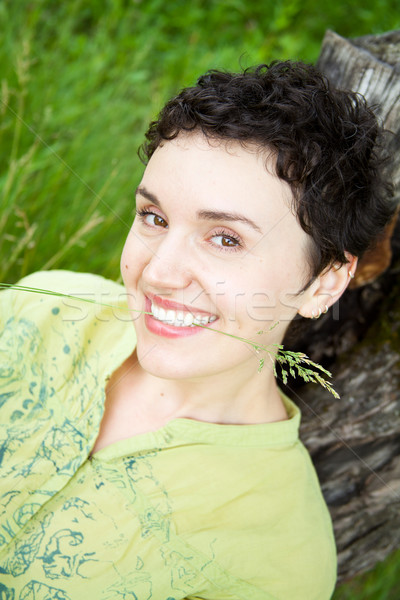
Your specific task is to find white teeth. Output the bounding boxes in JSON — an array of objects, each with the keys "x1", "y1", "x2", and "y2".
[
  {"x1": 165, "y1": 309, "x2": 175, "y2": 323},
  {"x1": 183, "y1": 313, "x2": 193, "y2": 327},
  {"x1": 193, "y1": 316, "x2": 209, "y2": 326},
  {"x1": 150, "y1": 301, "x2": 217, "y2": 328}
]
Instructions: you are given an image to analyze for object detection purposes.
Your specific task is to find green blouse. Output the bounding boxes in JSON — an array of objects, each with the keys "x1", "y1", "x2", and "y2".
[{"x1": 0, "y1": 271, "x2": 336, "y2": 599}]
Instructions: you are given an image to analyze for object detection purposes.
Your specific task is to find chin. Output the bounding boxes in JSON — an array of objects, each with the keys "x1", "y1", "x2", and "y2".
[{"x1": 138, "y1": 355, "x2": 198, "y2": 381}]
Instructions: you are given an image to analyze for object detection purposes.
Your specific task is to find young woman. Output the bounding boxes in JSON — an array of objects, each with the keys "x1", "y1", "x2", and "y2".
[{"x1": 0, "y1": 62, "x2": 394, "y2": 599}]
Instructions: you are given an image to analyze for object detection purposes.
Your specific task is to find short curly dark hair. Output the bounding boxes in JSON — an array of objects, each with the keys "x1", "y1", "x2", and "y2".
[{"x1": 139, "y1": 61, "x2": 395, "y2": 281}]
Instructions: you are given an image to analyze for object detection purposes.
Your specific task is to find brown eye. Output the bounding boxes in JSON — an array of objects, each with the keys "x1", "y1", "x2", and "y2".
[
  {"x1": 221, "y1": 236, "x2": 237, "y2": 246},
  {"x1": 153, "y1": 214, "x2": 168, "y2": 228},
  {"x1": 210, "y1": 232, "x2": 242, "y2": 251},
  {"x1": 136, "y1": 210, "x2": 168, "y2": 228}
]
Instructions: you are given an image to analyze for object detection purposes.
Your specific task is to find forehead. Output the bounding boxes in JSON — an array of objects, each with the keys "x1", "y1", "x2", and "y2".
[{"x1": 141, "y1": 134, "x2": 293, "y2": 216}]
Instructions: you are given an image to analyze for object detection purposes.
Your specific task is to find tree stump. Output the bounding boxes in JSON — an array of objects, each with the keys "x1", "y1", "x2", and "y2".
[{"x1": 287, "y1": 30, "x2": 400, "y2": 582}]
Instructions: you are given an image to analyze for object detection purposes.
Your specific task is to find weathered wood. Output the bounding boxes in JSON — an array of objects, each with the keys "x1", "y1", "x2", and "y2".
[
  {"x1": 290, "y1": 30, "x2": 400, "y2": 582},
  {"x1": 298, "y1": 272, "x2": 400, "y2": 581},
  {"x1": 353, "y1": 30, "x2": 400, "y2": 72}
]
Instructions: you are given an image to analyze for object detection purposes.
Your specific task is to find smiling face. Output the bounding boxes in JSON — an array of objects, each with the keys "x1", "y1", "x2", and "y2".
[{"x1": 121, "y1": 133, "x2": 315, "y2": 382}]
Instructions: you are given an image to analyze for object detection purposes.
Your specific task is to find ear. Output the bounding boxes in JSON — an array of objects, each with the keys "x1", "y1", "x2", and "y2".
[{"x1": 298, "y1": 254, "x2": 358, "y2": 319}]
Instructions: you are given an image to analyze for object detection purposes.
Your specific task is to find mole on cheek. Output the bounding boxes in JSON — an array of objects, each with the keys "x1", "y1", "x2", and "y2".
[{"x1": 125, "y1": 264, "x2": 128, "y2": 269}]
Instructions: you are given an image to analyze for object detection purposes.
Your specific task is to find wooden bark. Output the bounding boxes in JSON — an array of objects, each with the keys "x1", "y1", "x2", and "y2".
[
  {"x1": 288, "y1": 30, "x2": 400, "y2": 582},
  {"x1": 298, "y1": 282, "x2": 400, "y2": 581}
]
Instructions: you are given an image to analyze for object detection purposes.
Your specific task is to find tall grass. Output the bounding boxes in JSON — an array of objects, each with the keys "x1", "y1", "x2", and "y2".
[
  {"x1": 1, "y1": 1, "x2": 400, "y2": 596},
  {"x1": 333, "y1": 547, "x2": 400, "y2": 600},
  {"x1": 1, "y1": 0, "x2": 399, "y2": 282}
]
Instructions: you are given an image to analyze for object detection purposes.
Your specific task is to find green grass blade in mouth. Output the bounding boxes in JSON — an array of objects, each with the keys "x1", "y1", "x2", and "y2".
[{"x1": 1, "y1": 282, "x2": 339, "y2": 397}]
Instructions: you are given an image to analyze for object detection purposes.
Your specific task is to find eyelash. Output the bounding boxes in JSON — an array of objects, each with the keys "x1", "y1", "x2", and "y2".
[
  {"x1": 135, "y1": 207, "x2": 243, "y2": 252},
  {"x1": 136, "y1": 207, "x2": 167, "y2": 227},
  {"x1": 210, "y1": 228, "x2": 243, "y2": 252}
]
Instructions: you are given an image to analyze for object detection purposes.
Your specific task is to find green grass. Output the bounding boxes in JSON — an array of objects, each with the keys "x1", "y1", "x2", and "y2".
[
  {"x1": 333, "y1": 548, "x2": 400, "y2": 600},
  {"x1": 1, "y1": 0, "x2": 400, "y2": 283},
  {"x1": 1, "y1": 0, "x2": 400, "y2": 596}
]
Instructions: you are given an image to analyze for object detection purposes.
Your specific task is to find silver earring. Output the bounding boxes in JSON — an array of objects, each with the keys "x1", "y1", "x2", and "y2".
[
  {"x1": 322, "y1": 304, "x2": 329, "y2": 314},
  {"x1": 349, "y1": 270, "x2": 355, "y2": 279},
  {"x1": 311, "y1": 308, "x2": 322, "y2": 319}
]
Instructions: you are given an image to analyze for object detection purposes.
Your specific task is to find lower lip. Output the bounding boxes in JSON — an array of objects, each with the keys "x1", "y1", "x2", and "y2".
[{"x1": 144, "y1": 297, "x2": 217, "y2": 339}]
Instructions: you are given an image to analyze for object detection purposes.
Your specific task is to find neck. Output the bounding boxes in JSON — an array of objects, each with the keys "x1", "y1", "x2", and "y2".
[{"x1": 131, "y1": 353, "x2": 287, "y2": 426}]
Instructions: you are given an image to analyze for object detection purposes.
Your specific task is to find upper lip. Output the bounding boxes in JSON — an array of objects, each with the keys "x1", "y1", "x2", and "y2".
[{"x1": 146, "y1": 293, "x2": 216, "y2": 317}]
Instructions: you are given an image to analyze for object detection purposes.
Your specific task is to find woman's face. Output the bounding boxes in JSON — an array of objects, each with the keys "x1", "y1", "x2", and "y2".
[{"x1": 121, "y1": 133, "x2": 313, "y2": 381}]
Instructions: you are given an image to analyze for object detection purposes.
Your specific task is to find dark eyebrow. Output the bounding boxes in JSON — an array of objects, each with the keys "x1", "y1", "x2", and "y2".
[
  {"x1": 136, "y1": 186, "x2": 161, "y2": 208},
  {"x1": 197, "y1": 209, "x2": 262, "y2": 233},
  {"x1": 136, "y1": 185, "x2": 262, "y2": 234}
]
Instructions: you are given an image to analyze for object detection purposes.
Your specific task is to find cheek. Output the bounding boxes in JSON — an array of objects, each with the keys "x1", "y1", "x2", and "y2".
[
  {"x1": 234, "y1": 262, "x2": 301, "y2": 324},
  {"x1": 120, "y1": 233, "x2": 144, "y2": 285},
  {"x1": 216, "y1": 268, "x2": 272, "y2": 326},
  {"x1": 120, "y1": 243, "x2": 130, "y2": 272},
  {"x1": 120, "y1": 242, "x2": 130, "y2": 283}
]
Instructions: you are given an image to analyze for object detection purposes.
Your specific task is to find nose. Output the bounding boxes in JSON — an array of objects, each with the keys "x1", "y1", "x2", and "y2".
[{"x1": 142, "y1": 233, "x2": 193, "y2": 291}]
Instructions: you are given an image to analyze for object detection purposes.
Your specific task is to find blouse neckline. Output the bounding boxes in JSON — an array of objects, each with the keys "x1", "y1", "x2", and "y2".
[{"x1": 91, "y1": 392, "x2": 300, "y2": 461}]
